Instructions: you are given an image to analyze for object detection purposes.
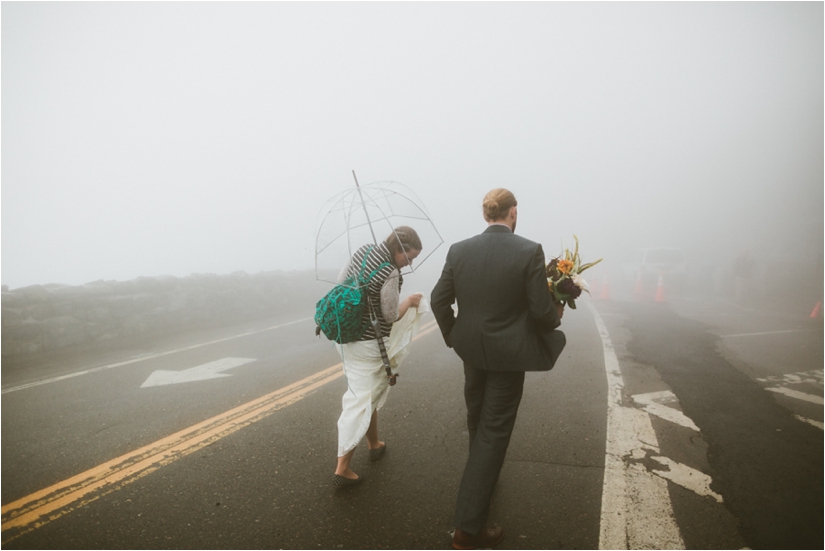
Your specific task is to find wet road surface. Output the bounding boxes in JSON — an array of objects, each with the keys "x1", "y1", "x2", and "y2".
[{"x1": 2, "y1": 296, "x2": 821, "y2": 549}]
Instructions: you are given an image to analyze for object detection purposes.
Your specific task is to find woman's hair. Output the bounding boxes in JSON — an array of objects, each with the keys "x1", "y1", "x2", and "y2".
[
  {"x1": 482, "y1": 188, "x2": 518, "y2": 221},
  {"x1": 384, "y1": 226, "x2": 422, "y2": 257}
]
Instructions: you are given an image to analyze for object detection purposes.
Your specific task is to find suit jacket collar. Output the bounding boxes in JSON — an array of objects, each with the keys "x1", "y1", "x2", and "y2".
[{"x1": 483, "y1": 224, "x2": 512, "y2": 234}]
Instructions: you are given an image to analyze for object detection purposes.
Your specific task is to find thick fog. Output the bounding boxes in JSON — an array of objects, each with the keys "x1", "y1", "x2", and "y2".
[{"x1": 2, "y1": 2, "x2": 822, "y2": 291}]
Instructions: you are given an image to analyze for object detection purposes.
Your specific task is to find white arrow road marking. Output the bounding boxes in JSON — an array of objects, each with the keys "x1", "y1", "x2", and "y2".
[
  {"x1": 765, "y1": 387, "x2": 823, "y2": 405},
  {"x1": 632, "y1": 390, "x2": 700, "y2": 431},
  {"x1": 588, "y1": 304, "x2": 685, "y2": 550},
  {"x1": 141, "y1": 358, "x2": 256, "y2": 388},
  {"x1": 3, "y1": 317, "x2": 310, "y2": 394}
]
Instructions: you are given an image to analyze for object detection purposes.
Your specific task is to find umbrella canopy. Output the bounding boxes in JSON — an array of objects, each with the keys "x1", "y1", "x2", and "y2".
[{"x1": 315, "y1": 175, "x2": 444, "y2": 285}]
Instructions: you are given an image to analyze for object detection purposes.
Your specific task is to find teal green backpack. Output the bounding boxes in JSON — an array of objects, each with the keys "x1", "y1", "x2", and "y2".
[{"x1": 315, "y1": 246, "x2": 391, "y2": 344}]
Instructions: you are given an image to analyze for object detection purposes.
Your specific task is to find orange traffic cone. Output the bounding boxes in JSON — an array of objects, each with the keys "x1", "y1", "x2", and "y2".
[
  {"x1": 811, "y1": 302, "x2": 821, "y2": 319},
  {"x1": 634, "y1": 270, "x2": 645, "y2": 301},
  {"x1": 600, "y1": 276, "x2": 610, "y2": 300},
  {"x1": 655, "y1": 272, "x2": 666, "y2": 303}
]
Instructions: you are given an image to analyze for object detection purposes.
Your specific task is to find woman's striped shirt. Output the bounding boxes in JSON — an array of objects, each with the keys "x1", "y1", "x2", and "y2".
[{"x1": 345, "y1": 243, "x2": 402, "y2": 341}]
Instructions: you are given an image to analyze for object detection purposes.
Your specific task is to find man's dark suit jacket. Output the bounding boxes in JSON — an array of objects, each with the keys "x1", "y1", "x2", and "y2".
[{"x1": 431, "y1": 224, "x2": 566, "y2": 372}]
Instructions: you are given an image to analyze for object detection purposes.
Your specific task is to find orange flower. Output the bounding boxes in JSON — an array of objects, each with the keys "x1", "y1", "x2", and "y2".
[{"x1": 557, "y1": 259, "x2": 574, "y2": 275}]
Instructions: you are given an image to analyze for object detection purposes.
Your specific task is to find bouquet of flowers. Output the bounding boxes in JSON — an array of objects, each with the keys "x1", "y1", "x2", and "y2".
[{"x1": 546, "y1": 235, "x2": 602, "y2": 309}]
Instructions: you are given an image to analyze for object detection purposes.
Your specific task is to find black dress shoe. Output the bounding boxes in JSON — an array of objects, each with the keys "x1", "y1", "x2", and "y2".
[{"x1": 452, "y1": 526, "x2": 504, "y2": 549}]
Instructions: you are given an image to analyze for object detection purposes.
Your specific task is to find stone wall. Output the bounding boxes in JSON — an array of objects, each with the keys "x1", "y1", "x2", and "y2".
[{"x1": 1, "y1": 271, "x2": 325, "y2": 357}]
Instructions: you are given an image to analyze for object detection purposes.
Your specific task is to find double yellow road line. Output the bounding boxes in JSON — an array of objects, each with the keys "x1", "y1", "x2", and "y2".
[{"x1": 2, "y1": 320, "x2": 440, "y2": 543}]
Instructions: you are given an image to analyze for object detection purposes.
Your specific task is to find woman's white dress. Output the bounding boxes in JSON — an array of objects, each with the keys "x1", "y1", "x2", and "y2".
[{"x1": 335, "y1": 297, "x2": 429, "y2": 457}]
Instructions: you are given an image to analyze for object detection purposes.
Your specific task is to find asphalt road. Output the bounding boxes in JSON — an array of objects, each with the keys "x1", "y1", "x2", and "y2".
[{"x1": 1, "y1": 295, "x2": 822, "y2": 549}]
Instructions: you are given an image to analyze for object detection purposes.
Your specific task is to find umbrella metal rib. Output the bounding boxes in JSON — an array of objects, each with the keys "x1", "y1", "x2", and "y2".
[{"x1": 314, "y1": 179, "x2": 444, "y2": 283}]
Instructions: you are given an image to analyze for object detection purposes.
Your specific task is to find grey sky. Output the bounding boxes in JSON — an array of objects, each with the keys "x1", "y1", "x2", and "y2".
[{"x1": 2, "y1": 2, "x2": 822, "y2": 290}]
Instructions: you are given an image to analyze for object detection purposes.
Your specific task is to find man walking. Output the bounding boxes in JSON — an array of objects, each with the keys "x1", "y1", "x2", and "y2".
[{"x1": 431, "y1": 188, "x2": 566, "y2": 549}]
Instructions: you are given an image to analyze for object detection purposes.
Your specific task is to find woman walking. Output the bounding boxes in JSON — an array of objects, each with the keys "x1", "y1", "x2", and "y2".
[{"x1": 333, "y1": 226, "x2": 425, "y2": 486}]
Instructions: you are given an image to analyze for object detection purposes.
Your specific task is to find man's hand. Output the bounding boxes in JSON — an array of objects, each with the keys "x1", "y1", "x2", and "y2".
[{"x1": 556, "y1": 303, "x2": 565, "y2": 320}]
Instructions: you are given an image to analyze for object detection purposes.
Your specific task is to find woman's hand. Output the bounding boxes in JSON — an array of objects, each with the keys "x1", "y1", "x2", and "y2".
[
  {"x1": 556, "y1": 303, "x2": 565, "y2": 320},
  {"x1": 396, "y1": 293, "x2": 423, "y2": 321}
]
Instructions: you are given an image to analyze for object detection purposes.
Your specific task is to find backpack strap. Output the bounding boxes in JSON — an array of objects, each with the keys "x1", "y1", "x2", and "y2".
[
  {"x1": 365, "y1": 262, "x2": 392, "y2": 282},
  {"x1": 356, "y1": 245, "x2": 392, "y2": 286},
  {"x1": 353, "y1": 246, "x2": 375, "y2": 282}
]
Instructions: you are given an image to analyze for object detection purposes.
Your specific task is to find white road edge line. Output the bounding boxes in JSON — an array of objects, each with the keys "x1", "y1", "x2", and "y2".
[
  {"x1": 1, "y1": 317, "x2": 312, "y2": 395},
  {"x1": 587, "y1": 303, "x2": 685, "y2": 550}
]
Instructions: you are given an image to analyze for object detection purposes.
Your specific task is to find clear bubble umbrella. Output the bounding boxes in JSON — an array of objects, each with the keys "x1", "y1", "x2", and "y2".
[{"x1": 314, "y1": 171, "x2": 444, "y2": 286}]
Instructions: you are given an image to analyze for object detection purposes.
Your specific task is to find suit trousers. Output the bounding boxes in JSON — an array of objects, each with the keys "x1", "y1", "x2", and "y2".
[{"x1": 454, "y1": 366, "x2": 525, "y2": 535}]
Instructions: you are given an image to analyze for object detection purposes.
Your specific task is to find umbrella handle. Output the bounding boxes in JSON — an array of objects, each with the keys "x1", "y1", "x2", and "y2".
[{"x1": 368, "y1": 295, "x2": 397, "y2": 386}]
